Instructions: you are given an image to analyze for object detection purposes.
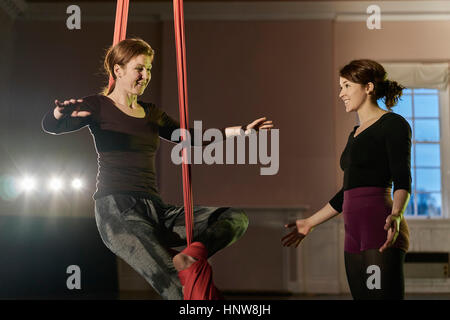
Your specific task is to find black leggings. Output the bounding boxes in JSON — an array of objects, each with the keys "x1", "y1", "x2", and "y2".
[{"x1": 344, "y1": 248, "x2": 406, "y2": 300}]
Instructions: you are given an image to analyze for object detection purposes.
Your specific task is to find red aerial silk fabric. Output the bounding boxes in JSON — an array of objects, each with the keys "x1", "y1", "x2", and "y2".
[
  {"x1": 108, "y1": 0, "x2": 130, "y2": 91},
  {"x1": 173, "y1": 0, "x2": 194, "y2": 246},
  {"x1": 177, "y1": 242, "x2": 223, "y2": 300},
  {"x1": 172, "y1": 0, "x2": 223, "y2": 300}
]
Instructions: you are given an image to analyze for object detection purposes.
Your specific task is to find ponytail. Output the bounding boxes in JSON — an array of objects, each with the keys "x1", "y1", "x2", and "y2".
[{"x1": 376, "y1": 79, "x2": 405, "y2": 110}]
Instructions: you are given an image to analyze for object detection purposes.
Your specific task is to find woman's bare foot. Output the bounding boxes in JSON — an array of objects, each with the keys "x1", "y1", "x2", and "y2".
[
  {"x1": 173, "y1": 252, "x2": 197, "y2": 272},
  {"x1": 173, "y1": 253, "x2": 197, "y2": 295}
]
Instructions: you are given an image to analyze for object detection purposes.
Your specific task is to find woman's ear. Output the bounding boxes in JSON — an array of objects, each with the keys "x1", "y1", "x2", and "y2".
[
  {"x1": 366, "y1": 82, "x2": 375, "y2": 95},
  {"x1": 113, "y1": 64, "x2": 123, "y2": 79}
]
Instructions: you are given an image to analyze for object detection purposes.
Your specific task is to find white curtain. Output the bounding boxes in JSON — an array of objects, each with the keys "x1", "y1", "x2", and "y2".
[{"x1": 382, "y1": 63, "x2": 449, "y2": 90}]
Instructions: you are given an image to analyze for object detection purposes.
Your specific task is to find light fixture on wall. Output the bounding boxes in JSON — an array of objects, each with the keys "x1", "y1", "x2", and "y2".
[
  {"x1": 71, "y1": 178, "x2": 83, "y2": 190},
  {"x1": 18, "y1": 176, "x2": 36, "y2": 192},
  {"x1": 48, "y1": 177, "x2": 63, "y2": 192}
]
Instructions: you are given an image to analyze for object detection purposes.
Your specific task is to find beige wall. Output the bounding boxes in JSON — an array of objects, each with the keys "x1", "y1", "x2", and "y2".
[{"x1": 158, "y1": 20, "x2": 336, "y2": 212}]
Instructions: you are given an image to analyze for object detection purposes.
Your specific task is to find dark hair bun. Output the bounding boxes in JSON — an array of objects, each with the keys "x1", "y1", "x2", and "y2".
[{"x1": 379, "y1": 79, "x2": 404, "y2": 110}]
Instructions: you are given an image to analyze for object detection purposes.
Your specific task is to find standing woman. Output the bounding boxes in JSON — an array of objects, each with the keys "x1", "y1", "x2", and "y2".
[
  {"x1": 282, "y1": 59, "x2": 411, "y2": 300},
  {"x1": 42, "y1": 38, "x2": 273, "y2": 300}
]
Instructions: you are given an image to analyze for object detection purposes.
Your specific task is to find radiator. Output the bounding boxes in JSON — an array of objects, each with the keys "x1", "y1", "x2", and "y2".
[{"x1": 404, "y1": 252, "x2": 449, "y2": 279}]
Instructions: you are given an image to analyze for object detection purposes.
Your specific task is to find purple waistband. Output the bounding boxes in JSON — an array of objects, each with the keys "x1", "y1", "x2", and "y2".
[{"x1": 344, "y1": 186, "x2": 391, "y2": 198}]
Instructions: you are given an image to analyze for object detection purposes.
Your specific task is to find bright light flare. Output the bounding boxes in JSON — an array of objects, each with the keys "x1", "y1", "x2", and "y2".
[
  {"x1": 19, "y1": 176, "x2": 37, "y2": 192},
  {"x1": 48, "y1": 177, "x2": 64, "y2": 192},
  {"x1": 71, "y1": 178, "x2": 83, "y2": 190}
]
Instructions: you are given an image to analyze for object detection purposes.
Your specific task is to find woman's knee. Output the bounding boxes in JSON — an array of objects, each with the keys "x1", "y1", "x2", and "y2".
[{"x1": 223, "y1": 208, "x2": 249, "y2": 238}]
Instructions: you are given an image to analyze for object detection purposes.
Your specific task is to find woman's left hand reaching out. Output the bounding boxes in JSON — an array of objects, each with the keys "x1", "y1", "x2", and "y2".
[{"x1": 243, "y1": 117, "x2": 274, "y2": 133}]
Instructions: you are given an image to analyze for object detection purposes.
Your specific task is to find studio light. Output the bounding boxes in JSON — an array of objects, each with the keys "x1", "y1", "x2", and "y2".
[
  {"x1": 48, "y1": 177, "x2": 63, "y2": 192},
  {"x1": 71, "y1": 178, "x2": 83, "y2": 190},
  {"x1": 19, "y1": 176, "x2": 36, "y2": 192}
]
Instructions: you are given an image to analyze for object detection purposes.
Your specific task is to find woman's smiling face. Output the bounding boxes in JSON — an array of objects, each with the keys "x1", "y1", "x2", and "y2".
[
  {"x1": 339, "y1": 77, "x2": 371, "y2": 113},
  {"x1": 115, "y1": 54, "x2": 153, "y2": 96}
]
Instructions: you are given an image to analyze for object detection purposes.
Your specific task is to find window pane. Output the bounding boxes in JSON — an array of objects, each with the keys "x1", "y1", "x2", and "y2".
[
  {"x1": 415, "y1": 143, "x2": 441, "y2": 167},
  {"x1": 405, "y1": 89, "x2": 442, "y2": 219},
  {"x1": 394, "y1": 94, "x2": 412, "y2": 118},
  {"x1": 416, "y1": 168, "x2": 441, "y2": 192},
  {"x1": 413, "y1": 88, "x2": 438, "y2": 94},
  {"x1": 417, "y1": 192, "x2": 441, "y2": 216},
  {"x1": 414, "y1": 94, "x2": 439, "y2": 118},
  {"x1": 404, "y1": 193, "x2": 415, "y2": 216},
  {"x1": 414, "y1": 119, "x2": 440, "y2": 142},
  {"x1": 378, "y1": 98, "x2": 388, "y2": 111},
  {"x1": 407, "y1": 119, "x2": 414, "y2": 140}
]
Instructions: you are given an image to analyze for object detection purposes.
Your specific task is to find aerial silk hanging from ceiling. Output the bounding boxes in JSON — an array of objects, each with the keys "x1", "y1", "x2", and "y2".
[{"x1": 110, "y1": 0, "x2": 222, "y2": 300}]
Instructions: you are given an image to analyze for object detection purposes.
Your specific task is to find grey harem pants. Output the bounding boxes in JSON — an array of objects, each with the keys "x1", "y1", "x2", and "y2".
[{"x1": 94, "y1": 193, "x2": 249, "y2": 300}]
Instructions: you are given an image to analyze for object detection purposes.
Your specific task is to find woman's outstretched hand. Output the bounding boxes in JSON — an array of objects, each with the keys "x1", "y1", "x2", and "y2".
[
  {"x1": 281, "y1": 219, "x2": 311, "y2": 248},
  {"x1": 379, "y1": 213, "x2": 401, "y2": 252},
  {"x1": 54, "y1": 99, "x2": 91, "y2": 118},
  {"x1": 245, "y1": 117, "x2": 273, "y2": 132}
]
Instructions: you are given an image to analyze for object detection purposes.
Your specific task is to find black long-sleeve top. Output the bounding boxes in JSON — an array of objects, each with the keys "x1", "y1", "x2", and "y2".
[
  {"x1": 41, "y1": 94, "x2": 219, "y2": 200},
  {"x1": 329, "y1": 112, "x2": 412, "y2": 213}
]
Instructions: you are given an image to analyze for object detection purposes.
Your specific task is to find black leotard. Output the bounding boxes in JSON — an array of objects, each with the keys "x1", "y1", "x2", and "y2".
[{"x1": 329, "y1": 112, "x2": 412, "y2": 213}]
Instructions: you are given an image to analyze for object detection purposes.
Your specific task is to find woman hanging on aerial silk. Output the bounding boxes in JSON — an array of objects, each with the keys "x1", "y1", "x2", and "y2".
[{"x1": 41, "y1": 38, "x2": 273, "y2": 300}]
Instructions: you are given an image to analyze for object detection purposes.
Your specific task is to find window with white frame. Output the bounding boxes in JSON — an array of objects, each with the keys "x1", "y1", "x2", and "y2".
[
  {"x1": 383, "y1": 89, "x2": 440, "y2": 217},
  {"x1": 381, "y1": 63, "x2": 449, "y2": 219}
]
